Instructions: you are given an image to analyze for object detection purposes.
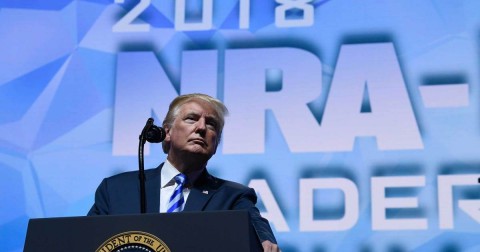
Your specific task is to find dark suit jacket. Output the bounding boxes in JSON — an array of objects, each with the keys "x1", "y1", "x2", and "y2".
[{"x1": 88, "y1": 163, "x2": 277, "y2": 243}]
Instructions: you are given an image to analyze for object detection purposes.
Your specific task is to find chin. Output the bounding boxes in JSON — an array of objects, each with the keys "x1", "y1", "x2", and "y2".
[{"x1": 187, "y1": 147, "x2": 210, "y2": 155}]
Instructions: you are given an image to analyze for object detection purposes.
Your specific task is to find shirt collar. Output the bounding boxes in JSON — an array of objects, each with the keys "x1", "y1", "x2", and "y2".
[
  {"x1": 161, "y1": 159, "x2": 203, "y2": 188},
  {"x1": 160, "y1": 160, "x2": 178, "y2": 188}
]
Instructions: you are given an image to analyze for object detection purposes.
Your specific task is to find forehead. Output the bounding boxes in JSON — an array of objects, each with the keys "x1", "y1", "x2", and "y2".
[{"x1": 178, "y1": 99, "x2": 218, "y2": 117}]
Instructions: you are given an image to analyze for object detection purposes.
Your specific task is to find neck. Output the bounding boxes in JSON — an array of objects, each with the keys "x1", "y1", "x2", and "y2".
[{"x1": 167, "y1": 154, "x2": 208, "y2": 174}]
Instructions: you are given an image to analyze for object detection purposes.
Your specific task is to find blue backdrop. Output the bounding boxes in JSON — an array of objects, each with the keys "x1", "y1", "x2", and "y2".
[{"x1": 1, "y1": 0, "x2": 480, "y2": 251}]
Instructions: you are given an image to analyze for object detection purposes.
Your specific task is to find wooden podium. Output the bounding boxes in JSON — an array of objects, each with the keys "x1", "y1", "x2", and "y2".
[{"x1": 24, "y1": 210, "x2": 262, "y2": 252}]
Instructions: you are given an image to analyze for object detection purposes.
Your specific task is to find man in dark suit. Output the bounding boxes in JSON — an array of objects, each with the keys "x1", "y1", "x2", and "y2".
[{"x1": 88, "y1": 93, "x2": 279, "y2": 251}]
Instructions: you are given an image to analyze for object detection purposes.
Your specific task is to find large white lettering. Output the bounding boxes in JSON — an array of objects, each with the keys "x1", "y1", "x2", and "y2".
[
  {"x1": 371, "y1": 176, "x2": 427, "y2": 230},
  {"x1": 249, "y1": 179, "x2": 290, "y2": 232},
  {"x1": 113, "y1": 52, "x2": 177, "y2": 156},
  {"x1": 438, "y1": 174, "x2": 480, "y2": 229},
  {"x1": 113, "y1": 44, "x2": 423, "y2": 155},
  {"x1": 223, "y1": 47, "x2": 322, "y2": 153},
  {"x1": 175, "y1": 0, "x2": 213, "y2": 31},
  {"x1": 113, "y1": 50, "x2": 218, "y2": 155},
  {"x1": 320, "y1": 43, "x2": 423, "y2": 151},
  {"x1": 248, "y1": 174, "x2": 480, "y2": 232},
  {"x1": 299, "y1": 178, "x2": 359, "y2": 231}
]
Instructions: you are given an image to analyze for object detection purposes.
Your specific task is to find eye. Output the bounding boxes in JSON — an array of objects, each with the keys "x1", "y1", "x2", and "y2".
[
  {"x1": 184, "y1": 115, "x2": 197, "y2": 123},
  {"x1": 206, "y1": 120, "x2": 218, "y2": 130}
]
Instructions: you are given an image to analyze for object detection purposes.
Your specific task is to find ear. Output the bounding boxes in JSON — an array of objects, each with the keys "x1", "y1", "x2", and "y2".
[
  {"x1": 161, "y1": 127, "x2": 172, "y2": 154},
  {"x1": 164, "y1": 127, "x2": 171, "y2": 142}
]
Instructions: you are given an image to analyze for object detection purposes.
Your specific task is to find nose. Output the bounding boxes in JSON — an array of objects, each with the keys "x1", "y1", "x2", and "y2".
[{"x1": 195, "y1": 117, "x2": 207, "y2": 135}]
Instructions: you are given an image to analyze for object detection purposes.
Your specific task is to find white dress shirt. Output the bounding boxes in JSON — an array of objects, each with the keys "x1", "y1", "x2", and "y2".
[{"x1": 159, "y1": 160, "x2": 201, "y2": 213}]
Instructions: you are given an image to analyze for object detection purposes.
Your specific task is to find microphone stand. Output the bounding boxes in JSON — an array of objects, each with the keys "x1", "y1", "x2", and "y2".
[
  {"x1": 138, "y1": 118, "x2": 154, "y2": 214},
  {"x1": 138, "y1": 118, "x2": 166, "y2": 214}
]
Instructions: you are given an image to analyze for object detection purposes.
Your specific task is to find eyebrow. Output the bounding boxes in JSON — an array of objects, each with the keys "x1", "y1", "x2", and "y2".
[{"x1": 184, "y1": 111, "x2": 219, "y2": 122}]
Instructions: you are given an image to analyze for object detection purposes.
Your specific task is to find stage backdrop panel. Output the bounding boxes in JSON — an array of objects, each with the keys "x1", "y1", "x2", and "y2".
[{"x1": 1, "y1": 0, "x2": 480, "y2": 251}]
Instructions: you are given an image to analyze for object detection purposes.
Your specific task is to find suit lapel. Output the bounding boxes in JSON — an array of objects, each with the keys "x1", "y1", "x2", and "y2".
[
  {"x1": 183, "y1": 169, "x2": 218, "y2": 211},
  {"x1": 145, "y1": 164, "x2": 162, "y2": 213}
]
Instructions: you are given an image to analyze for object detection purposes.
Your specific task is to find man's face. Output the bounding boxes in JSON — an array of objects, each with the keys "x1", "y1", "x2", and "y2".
[{"x1": 165, "y1": 99, "x2": 220, "y2": 161}]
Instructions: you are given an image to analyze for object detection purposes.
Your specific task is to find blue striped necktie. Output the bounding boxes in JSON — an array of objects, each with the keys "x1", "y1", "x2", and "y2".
[{"x1": 167, "y1": 173, "x2": 187, "y2": 213}]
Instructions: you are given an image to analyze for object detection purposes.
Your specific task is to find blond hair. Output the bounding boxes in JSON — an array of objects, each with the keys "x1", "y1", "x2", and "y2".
[{"x1": 162, "y1": 93, "x2": 228, "y2": 153}]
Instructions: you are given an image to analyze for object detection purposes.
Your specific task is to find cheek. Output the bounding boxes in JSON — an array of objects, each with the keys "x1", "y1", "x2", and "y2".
[{"x1": 210, "y1": 133, "x2": 219, "y2": 144}]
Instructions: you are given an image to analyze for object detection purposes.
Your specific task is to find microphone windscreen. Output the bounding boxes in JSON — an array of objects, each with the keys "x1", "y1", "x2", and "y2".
[{"x1": 146, "y1": 125, "x2": 166, "y2": 143}]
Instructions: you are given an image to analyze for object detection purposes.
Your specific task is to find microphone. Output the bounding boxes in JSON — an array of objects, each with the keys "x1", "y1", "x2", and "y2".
[
  {"x1": 146, "y1": 125, "x2": 166, "y2": 143},
  {"x1": 140, "y1": 118, "x2": 166, "y2": 143}
]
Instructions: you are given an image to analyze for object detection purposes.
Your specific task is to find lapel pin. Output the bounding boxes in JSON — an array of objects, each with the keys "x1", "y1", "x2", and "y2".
[{"x1": 202, "y1": 190, "x2": 208, "y2": 194}]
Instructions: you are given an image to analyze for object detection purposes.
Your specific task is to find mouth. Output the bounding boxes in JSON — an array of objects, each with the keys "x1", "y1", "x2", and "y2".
[{"x1": 189, "y1": 138, "x2": 207, "y2": 146}]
